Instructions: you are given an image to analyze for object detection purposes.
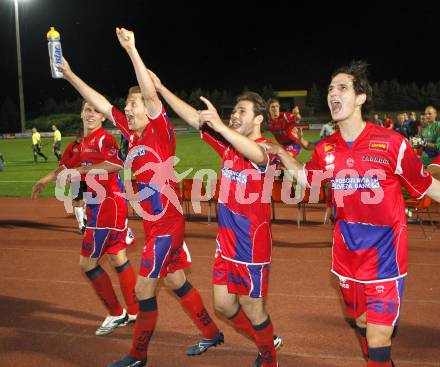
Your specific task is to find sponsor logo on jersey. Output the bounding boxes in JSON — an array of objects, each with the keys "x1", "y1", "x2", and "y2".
[
  {"x1": 325, "y1": 153, "x2": 335, "y2": 165},
  {"x1": 324, "y1": 143, "x2": 336, "y2": 153},
  {"x1": 369, "y1": 141, "x2": 389, "y2": 152},
  {"x1": 332, "y1": 176, "x2": 381, "y2": 190},
  {"x1": 375, "y1": 285, "x2": 385, "y2": 294},
  {"x1": 362, "y1": 155, "x2": 391, "y2": 164},
  {"x1": 221, "y1": 167, "x2": 248, "y2": 184},
  {"x1": 346, "y1": 157, "x2": 355, "y2": 167},
  {"x1": 126, "y1": 146, "x2": 147, "y2": 161}
]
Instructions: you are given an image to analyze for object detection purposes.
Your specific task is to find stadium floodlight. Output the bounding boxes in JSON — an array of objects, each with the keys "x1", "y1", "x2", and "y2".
[{"x1": 12, "y1": 0, "x2": 30, "y2": 133}]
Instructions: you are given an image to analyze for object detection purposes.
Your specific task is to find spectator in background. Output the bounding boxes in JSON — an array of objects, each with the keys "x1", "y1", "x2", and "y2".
[
  {"x1": 417, "y1": 105, "x2": 440, "y2": 166},
  {"x1": 383, "y1": 113, "x2": 394, "y2": 129},
  {"x1": 401, "y1": 112, "x2": 412, "y2": 138},
  {"x1": 372, "y1": 113, "x2": 383, "y2": 126},
  {"x1": 408, "y1": 111, "x2": 419, "y2": 137},
  {"x1": 394, "y1": 113, "x2": 405, "y2": 136}
]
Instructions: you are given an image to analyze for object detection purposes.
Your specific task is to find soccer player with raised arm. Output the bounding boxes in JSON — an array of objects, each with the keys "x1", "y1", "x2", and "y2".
[
  {"x1": 261, "y1": 60, "x2": 440, "y2": 367},
  {"x1": 56, "y1": 28, "x2": 222, "y2": 367},
  {"x1": 149, "y1": 69, "x2": 282, "y2": 366},
  {"x1": 32, "y1": 101, "x2": 138, "y2": 337}
]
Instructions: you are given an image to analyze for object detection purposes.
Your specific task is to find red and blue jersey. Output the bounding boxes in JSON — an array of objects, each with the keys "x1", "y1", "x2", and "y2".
[
  {"x1": 304, "y1": 122, "x2": 433, "y2": 282},
  {"x1": 268, "y1": 112, "x2": 300, "y2": 146},
  {"x1": 202, "y1": 126, "x2": 280, "y2": 265},
  {"x1": 63, "y1": 127, "x2": 127, "y2": 230},
  {"x1": 111, "y1": 105, "x2": 182, "y2": 225}
]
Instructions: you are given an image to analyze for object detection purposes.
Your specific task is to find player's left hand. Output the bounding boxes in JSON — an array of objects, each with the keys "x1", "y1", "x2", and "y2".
[
  {"x1": 258, "y1": 141, "x2": 282, "y2": 155},
  {"x1": 199, "y1": 96, "x2": 226, "y2": 133},
  {"x1": 116, "y1": 27, "x2": 135, "y2": 50}
]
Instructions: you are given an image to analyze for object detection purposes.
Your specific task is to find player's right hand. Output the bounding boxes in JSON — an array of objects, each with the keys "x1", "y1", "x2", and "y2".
[
  {"x1": 116, "y1": 27, "x2": 135, "y2": 50},
  {"x1": 147, "y1": 69, "x2": 163, "y2": 91},
  {"x1": 56, "y1": 57, "x2": 72, "y2": 79},
  {"x1": 31, "y1": 181, "x2": 46, "y2": 199}
]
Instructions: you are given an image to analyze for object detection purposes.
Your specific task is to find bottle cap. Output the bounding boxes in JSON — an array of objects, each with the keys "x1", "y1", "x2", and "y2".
[{"x1": 47, "y1": 26, "x2": 60, "y2": 40}]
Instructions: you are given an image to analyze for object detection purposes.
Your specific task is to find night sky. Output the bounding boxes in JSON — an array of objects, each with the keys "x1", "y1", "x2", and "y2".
[{"x1": 0, "y1": 0, "x2": 439, "y2": 116}]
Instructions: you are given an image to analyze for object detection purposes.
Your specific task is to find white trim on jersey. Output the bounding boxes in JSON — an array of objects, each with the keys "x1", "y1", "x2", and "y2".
[
  {"x1": 103, "y1": 160, "x2": 123, "y2": 169},
  {"x1": 332, "y1": 270, "x2": 407, "y2": 284},
  {"x1": 392, "y1": 279, "x2": 402, "y2": 326},
  {"x1": 182, "y1": 241, "x2": 192, "y2": 263},
  {"x1": 250, "y1": 152, "x2": 270, "y2": 174},
  {"x1": 218, "y1": 250, "x2": 271, "y2": 266},
  {"x1": 146, "y1": 101, "x2": 163, "y2": 121},
  {"x1": 394, "y1": 140, "x2": 406, "y2": 175},
  {"x1": 394, "y1": 225, "x2": 405, "y2": 276},
  {"x1": 98, "y1": 135, "x2": 105, "y2": 151}
]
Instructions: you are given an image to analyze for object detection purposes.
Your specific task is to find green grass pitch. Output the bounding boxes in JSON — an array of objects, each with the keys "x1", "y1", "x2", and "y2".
[{"x1": 0, "y1": 130, "x2": 320, "y2": 197}]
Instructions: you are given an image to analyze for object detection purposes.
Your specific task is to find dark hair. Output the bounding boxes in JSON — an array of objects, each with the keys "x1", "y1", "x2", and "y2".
[
  {"x1": 267, "y1": 98, "x2": 280, "y2": 107},
  {"x1": 331, "y1": 60, "x2": 372, "y2": 116},
  {"x1": 236, "y1": 91, "x2": 268, "y2": 123}
]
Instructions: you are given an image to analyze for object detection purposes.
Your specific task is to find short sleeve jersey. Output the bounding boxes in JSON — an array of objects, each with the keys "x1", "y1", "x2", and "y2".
[
  {"x1": 32, "y1": 132, "x2": 41, "y2": 145},
  {"x1": 111, "y1": 104, "x2": 181, "y2": 219},
  {"x1": 202, "y1": 125, "x2": 280, "y2": 265},
  {"x1": 63, "y1": 127, "x2": 126, "y2": 230},
  {"x1": 268, "y1": 112, "x2": 300, "y2": 146},
  {"x1": 304, "y1": 122, "x2": 433, "y2": 282},
  {"x1": 54, "y1": 130, "x2": 62, "y2": 142}
]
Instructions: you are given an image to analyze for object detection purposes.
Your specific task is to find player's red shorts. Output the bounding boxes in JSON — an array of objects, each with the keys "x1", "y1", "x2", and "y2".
[
  {"x1": 82, "y1": 226, "x2": 134, "y2": 258},
  {"x1": 283, "y1": 143, "x2": 301, "y2": 158},
  {"x1": 139, "y1": 215, "x2": 192, "y2": 278},
  {"x1": 338, "y1": 277, "x2": 405, "y2": 326},
  {"x1": 212, "y1": 249, "x2": 270, "y2": 298}
]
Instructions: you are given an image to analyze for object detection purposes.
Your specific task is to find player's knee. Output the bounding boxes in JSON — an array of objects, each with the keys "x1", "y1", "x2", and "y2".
[
  {"x1": 367, "y1": 326, "x2": 393, "y2": 348},
  {"x1": 214, "y1": 299, "x2": 237, "y2": 317},
  {"x1": 79, "y1": 256, "x2": 97, "y2": 273},
  {"x1": 108, "y1": 252, "x2": 127, "y2": 267},
  {"x1": 355, "y1": 313, "x2": 367, "y2": 328}
]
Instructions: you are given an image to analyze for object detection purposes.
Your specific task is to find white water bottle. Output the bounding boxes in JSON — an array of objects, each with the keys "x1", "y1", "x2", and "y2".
[{"x1": 47, "y1": 27, "x2": 63, "y2": 79}]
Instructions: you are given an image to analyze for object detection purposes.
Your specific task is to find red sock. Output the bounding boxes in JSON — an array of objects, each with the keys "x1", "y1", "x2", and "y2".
[
  {"x1": 367, "y1": 361, "x2": 393, "y2": 366},
  {"x1": 177, "y1": 286, "x2": 219, "y2": 339},
  {"x1": 357, "y1": 327, "x2": 368, "y2": 357},
  {"x1": 228, "y1": 306, "x2": 256, "y2": 341},
  {"x1": 129, "y1": 298, "x2": 158, "y2": 361},
  {"x1": 253, "y1": 317, "x2": 277, "y2": 367},
  {"x1": 116, "y1": 261, "x2": 138, "y2": 315},
  {"x1": 86, "y1": 266, "x2": 123, "y2": 316}
]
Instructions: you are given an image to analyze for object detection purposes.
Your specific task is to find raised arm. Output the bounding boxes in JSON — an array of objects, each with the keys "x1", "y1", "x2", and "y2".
[
  {"x1": 148, "y1": 70, "x2": 200, "y2": 129},
  {"x1": 116, "y1": 28, "x2": 161, "y2": 117},
  {"x1": 199, "y1": 96, "x2": 267, "y2": 165},
  {"x1": 57, "y1": 57, "x2": 113, "y2": 120}
]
